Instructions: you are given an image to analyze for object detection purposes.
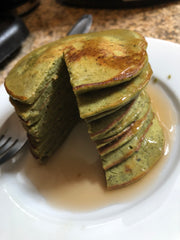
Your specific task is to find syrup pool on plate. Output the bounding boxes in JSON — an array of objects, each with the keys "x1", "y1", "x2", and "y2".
[{"x1": 23, "y1": 81, "x2": 177, "y2": 212}]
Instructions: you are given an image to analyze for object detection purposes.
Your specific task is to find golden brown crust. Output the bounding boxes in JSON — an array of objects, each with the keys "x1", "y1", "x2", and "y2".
[
  {"x1": 64, "y1": 36, "x2": 148, "y2": 93},
  {"x1": 65, "y1": 43, "x2": 147, "y2": 91}
]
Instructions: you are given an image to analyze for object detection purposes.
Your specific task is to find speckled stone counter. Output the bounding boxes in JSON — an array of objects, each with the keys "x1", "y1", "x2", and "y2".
[{"x1": 0, "y1": 0, "x2": 179, "y2": 85}]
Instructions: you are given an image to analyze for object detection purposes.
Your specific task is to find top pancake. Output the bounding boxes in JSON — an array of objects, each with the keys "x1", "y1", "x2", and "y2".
[
  {"x1": 64, "y1": 29, "x2": 147, "y2": 93},
  {"x1": 5, "y1": 29, "x2": 147, "y2": 104}
]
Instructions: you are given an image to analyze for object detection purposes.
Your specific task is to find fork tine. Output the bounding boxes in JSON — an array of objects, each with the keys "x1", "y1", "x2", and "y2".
[
  {"x1": 0, "y1": 135, "x2": 4, "y2": 141},
  {"x1": 0, "y1": 140, "x2": 24, "y2": 165},
  {"x1": 0, "y1": 135, "x2": 6, "y2": 147},
  {"x1": 0, "y1": 113, "x2": 28, "y2": 164},
  {"x1": 0, "y1": 137, "x2": 17, "y2": 155}
]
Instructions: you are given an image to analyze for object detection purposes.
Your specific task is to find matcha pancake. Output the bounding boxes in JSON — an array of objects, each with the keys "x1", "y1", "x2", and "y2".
[
  {"x1": 29, "y1": 121, "x2": 79, "y2": 161},
  {"x1": 96, "y1": 125, "x2": 132, "y2": 149},
  {"x1": 82, "y1": 102, "x2": 129, "y2": 123},
  {"x1": 97, "y1": 106, "x2": 152, "y2": 155},
  {"x1": 101, "y1": 108, "x2": 154, "y2": 170},
  {"x1": 105, "y1": 116, "x2": 165, "y2": 189},
  {"x1": 27, "y1": 87, "x2": 79, "y2": 159},
  {"x1": 17, "y1": 59, "x2": 79, "y2": 161},
  {"x1": 29, "y1": 110, "x2": 78, "y2": 160},
  {"x1": 84, "y1": 104, "x2": 126, "y2": 123},
  {"x1": 26, "y1": 97, "x2": 77, "y2": 141},
  {"x1": 10, "y1": 98, "x2": 42, "y2": 127},
  {"x1": 8, "y1": 57, "x2": 72, "y2": 127},
  {"x1": 91, "y1": 90, "x2": 150, "y2": 141},
  {"x1": 5, "y1": 34, "x2": 85, "y2": 104},
  {"x1": 76, "y1": 63, "x2": 152, "y2": 119},
  {"x1": 5, "y1": 46, "x2": 64, "y2": 104},
  {"x1": 64, "y1": 29, "x2": 147, "y2": 94},
  {"x1": 96, "y1": 100, "x2": 151, "y2": 149},
  {"x1": 87, "y1": 100, "x2": 134, "y2": 137},
  {"x1": 5, "y1": 29, "x2": 147, "y2": 103},
  {"x1": 16, "y1": 74, "x2": 75, "y2": 135},
  {"x1": 9, "y1": 75, "x2": 60, "y2": 127}
]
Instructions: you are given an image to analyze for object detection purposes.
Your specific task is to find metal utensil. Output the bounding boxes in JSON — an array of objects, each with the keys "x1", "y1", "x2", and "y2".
[
  {"x1": 0, "y1": 14, "x2": 93, "y2": 165},
  {"x1": 0, "y1": 113, "x2": 27, "y2": 165},
  {"x1": 67, "y1": 14, "x2": 92, "y2": 35}
]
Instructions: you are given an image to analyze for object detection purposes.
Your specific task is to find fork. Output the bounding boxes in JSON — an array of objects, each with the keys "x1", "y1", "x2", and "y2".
[{"x1": 0, "y1": 113, "x2": 27, "y2": 165}]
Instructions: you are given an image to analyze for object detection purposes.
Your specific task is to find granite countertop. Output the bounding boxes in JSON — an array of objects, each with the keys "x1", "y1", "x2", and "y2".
[{"x1": 0, "y1": 0, "x2": 179, "y2": 85}]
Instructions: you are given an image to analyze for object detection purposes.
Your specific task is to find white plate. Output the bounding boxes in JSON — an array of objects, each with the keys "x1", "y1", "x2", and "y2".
[{"x1": 0, "y1": 38, "x2": 180, "y2": 240}]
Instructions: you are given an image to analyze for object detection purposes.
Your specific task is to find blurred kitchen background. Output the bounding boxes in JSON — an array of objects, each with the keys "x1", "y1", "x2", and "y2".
[{"x1": 0, "y1": 0, "x2": 179, "y2": 84}]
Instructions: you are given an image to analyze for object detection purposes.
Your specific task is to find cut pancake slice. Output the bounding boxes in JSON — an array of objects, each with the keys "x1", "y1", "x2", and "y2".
[
  {"x1": 16, "y1": 59, "x2": 79, "y2": 161},
  {"x1": 89, "y1": 90, "x2": 150, "y2": 141},
  {"x1": 5, "y1": 29, "x2": 147, "y2": 103},
  {"x1": 10, "y1": 76, "x2": 60, "y2": 127},
  {"x1": 64, "y1": 29, "x2": 147, "y2": 94},
  {"x1": 105, "y1": 116, "x2": 165, "y2": 189},
  {"x1": 76, "y1": 63, "x2": 152, "y2": 119},
  {"x1": 9, "y1": 59, "x2": 72, "y2": 127},
  {"x1": 101, "y1": 108, "x2": 154, "y2": 170},
  {"x1": 5, "y1": 48, "x2": 65, "y2": 104}
]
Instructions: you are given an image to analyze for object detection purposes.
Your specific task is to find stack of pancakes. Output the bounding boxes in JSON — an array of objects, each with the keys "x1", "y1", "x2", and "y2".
[
  {"x1": 5, "y1": 29, "x2": 164, "y2": 189},
  {"x1": 8, "y1": 59, "x2": 79, "y2": 160}
]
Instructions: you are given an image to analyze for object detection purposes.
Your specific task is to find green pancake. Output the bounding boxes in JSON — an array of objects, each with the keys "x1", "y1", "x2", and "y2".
[
  {"x1": 96, "y1": 104, "x2": 151, "y2": 151},
  {"x1": 10, "y1": 63, "x2": 66, "y2": 126},
  {"x1": 15, "y1": 59, "x2": 79, "y2": 161},
  {"x1": 87, "y1": 100, "x2": 134, "y2": 138},
  {"x1": 96, "y1": 125, "x2": 132, "y2": 149},
  {"x1": 105, "y1": 116, "x2": 165, "y2": 189},
  {"x1": 76, "y1": 63, "x2": 152, "y2": 119},
  {"x1": 10, "y1": 81, "x2": 62, "y2": 127},
  {"x1": 29, "y1": 111, "x2": 78, "y2": 160},
  {"x1": 26, "y1": 97, "x2": 77, "y2": 141},
  {"x1": 85, "y1": 104, "x2": 128, "y2": 123},
  {"x1": 64, "y1": 29, "x2": 147, "y2": 94},
  {"x1": 91, "y1": 90, "x2": 150, "y2": 141},
  {"x1": 101, "y1": 108, "x2": 154, "y2": 170},
  {"x1": 5, "y1": 29, "x2": 147, "y2": 104}
]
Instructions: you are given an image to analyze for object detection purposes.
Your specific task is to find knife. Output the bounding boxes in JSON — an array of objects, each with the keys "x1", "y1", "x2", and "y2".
[
  {"x1": 0, "y1": 14, "x2": 92, "y2": 64},
  {"x1": 67, "y1": 14, "x2": 93, "y2": 36}
]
